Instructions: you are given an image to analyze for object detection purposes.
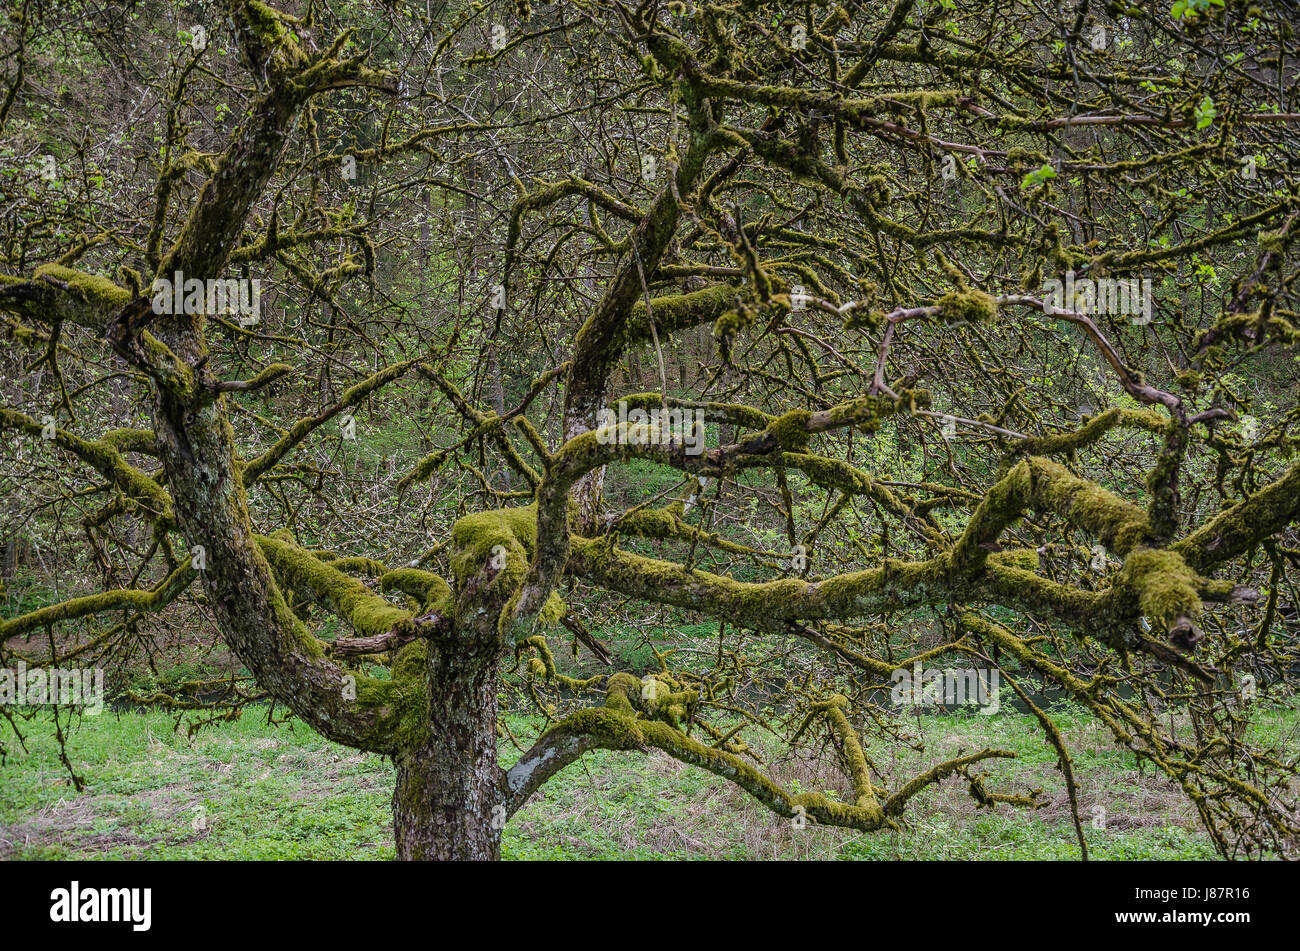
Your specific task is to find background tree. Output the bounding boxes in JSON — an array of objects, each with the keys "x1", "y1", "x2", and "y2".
[{"x1": 2, "y1": 0, "x2": 1300, "y2": 859}]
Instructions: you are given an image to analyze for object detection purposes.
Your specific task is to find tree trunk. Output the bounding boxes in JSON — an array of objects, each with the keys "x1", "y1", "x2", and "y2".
[{"x1": 392, "y1": 648, "x2": 502, "y2": 860}]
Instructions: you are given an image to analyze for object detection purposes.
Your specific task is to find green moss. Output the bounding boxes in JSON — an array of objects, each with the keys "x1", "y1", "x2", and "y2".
[
  {"x1": 714, "y1": 309, "x2": 746, "y2": 340},
  {"x1": 353, "y1": 644, "x2": 429, "y2": 750},
  {"x1": 1027, "y1": 457, "x2": 1150, "y2": 554},
  {"x1": 766, "y1": 409, "x2": 813, "y2": 451},
  {"x1": 258, "y1": 534, "x2": 411, "y2": 638},
  {"x1": 327, "y1": 556, "x2": 387, "y2": 578},
  {"x1": 449, "y1": 504, "x2": 537, "y2": 587},
  {"x1": 1121, "y1": 548, "x2": 1203, "y2": 634},
  {"x1": 381, "y1": 568, "x2": 451, "y2": 612},
  {"x1": 538, "y1": 590, "x2": 566, "y2": 626},
  {"x1": 987, "y1": 548, "x2": 1040, "y2": 572},
  {"x1": 397, "y1": 449, "x2": 448, "y2": 492},
  {"x1": 937, "y1": 290, "x2": 997, "y2": 324},
  {"x1": 844, "y1": 309, "x2": 888, "y2": 332},
  {"x1": 245, "y1": 0, "x2": 292, "y2": 46},
  {"x1": 34, "y1": 264, "x2": 132, "y2": 310},
  {"x1": 619, "y1": 507, "x2": 680, "y2": 538}
]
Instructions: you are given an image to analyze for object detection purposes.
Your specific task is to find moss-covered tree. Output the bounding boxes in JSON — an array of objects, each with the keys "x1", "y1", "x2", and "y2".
[{"x1": 3, "y1": 0, "x2": 1300, "y2": 859}]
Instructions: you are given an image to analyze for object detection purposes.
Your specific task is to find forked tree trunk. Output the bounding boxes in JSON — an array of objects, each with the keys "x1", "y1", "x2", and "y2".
[{"x1": 393, "y1": 648, "x2": 502, "y2": 860}]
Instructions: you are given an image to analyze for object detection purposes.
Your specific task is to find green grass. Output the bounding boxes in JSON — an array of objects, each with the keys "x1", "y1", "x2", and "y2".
[{"x1": 6, "y1": 702, "x2": 1286, "y2": 860}]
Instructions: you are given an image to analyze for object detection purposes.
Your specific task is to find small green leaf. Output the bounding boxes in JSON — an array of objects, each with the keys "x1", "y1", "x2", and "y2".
[{"x1": 1194, "y1": 96, "x2": 1216, "y2": 130}]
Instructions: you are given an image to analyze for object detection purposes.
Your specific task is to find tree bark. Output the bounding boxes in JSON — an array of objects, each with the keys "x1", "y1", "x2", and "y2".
[{"x1": 393, "y1": 647, "x2": 502, "y2": 860}]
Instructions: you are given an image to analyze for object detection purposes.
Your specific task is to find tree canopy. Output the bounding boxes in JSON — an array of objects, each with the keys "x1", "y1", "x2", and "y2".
[{"x1": 2, "y1": 0, "x2": 1300, "y2": 859}]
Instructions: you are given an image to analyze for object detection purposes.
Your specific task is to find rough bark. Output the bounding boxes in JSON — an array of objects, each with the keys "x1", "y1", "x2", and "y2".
[{"x1": 393, "y1": 646, "x2": 501, "y2": 861}]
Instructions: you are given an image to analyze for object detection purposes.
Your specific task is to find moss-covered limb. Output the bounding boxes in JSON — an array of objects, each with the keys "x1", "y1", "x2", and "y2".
[
  {"x1": 611, "y1": 504, "x2": 765, "y2": 558},
  {"x1": 1022, "y1": 456, "x2": 1151, "y2": 555},
  {"x1": 501, "y1": 716, "x2": 606, "y2": 814},
  {"x1": 40, "y1": 262, "x2": 129, "y2": 306},
  {"x1": 99, "y1": 428, "x2": 159, "y2": 456},
  {"x1": 569, "y1": 526, "x2": 1176, "y2": 673},
  {"x1": 501, "y1": 700, "x2": 825, "y2": 825},
  {"x1": 506, "y1": 687, "x2": 1017, "y2": 833},
  {"x1": 566, "y1": 533, "x2": 954, "y2": 630},
  {"x1": 380, "y1": 568, "x2": 452, "y2": 614},
  {"x1": 881, "y1": 749, "x2": 1019, "y2": 817},
  {"x1": 331, "y1": 617, "x2": 447, "y2": 657},
  {"x1": 0, "y1": 268, "x2": 128, "y2": 348},
  {"x1": 980, "y1": 561, "x2": 1208, "y2": 679},
  {"x1": 256, "y1": 534, "x2": 417, "y2": 639},
  {"x1": 548, "y1": 391, "x2": 919, "y2": 498},
  {"x1": 211, "y1": 362, "x2": 295, "y2": 393},
  {"x1": 0, "y1": 408, "x2": 175, "y2": 526},
  {"x1": 228, "y1": 223, "x2": 364, "y2": 266},
  {"x1": 685, "y1": 70, "x2": 957, "y2": 132},
  {"x1": 1174, "y1": 460, "x2": 1300, "y2": 573},
  {"x1": 622, "y1": 282, "x2": 742, "y2": 347},
  {"x1": 0, "y1": 563, "x2": 195, "y2": 640},
  {"x1": 616, "y1": 393, "x2": 773, "y2": 431},
  {"x1": 978, "y1": 560, "x2": 1133, "y2": 645},
  {"x1": 551, "y1": 446, "x2": 1205, "y2": 667},
  {"x1": 1145, "y1": 420, "x2": 1189, "y2": 545},
  {"x1": 241, "y1": 359, "x2": 417, "y2": 485},
  {"x1": 325, "y1": 556, "x2": 386, "y2": 578},
  {"x1": 817, "y1": 696, "x2": 882, "y2": 814},
  {"x1": 763, "y1": 452, "x2": 944, "y2": 544},
  {"x1": 505, "y1": 178, "x2": 643, "y2": 287},
  {"x1": 948, "y1": 460, "x2": 1033, "y2": 576},
  {"x1": 1005, "y1": 407, "x2": 1168, "y2": 459}
]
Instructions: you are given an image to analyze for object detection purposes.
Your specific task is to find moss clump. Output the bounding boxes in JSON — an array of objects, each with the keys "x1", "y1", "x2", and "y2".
[
  {"x1": 714, "y1": 309, "x2": 746, "y2": 341},
  {"x1": 538, "y1": 590, "x2": 566, "y2": 626},
  {"x1": 766, "y1": 409, "x2": 812, "y2": 451},
  {"x1": 353, "y1": 646, "x2": 430, "y2": 751},
  {"x1": 1121, "y1": 548, "x2": 1202, "y2": 635},
  {"x1": 449, "y1": 504, "x2": 537, "y2": 587},
  {"x1": 245, "y1": 0, "x2": 293, "y2": 47},
  {"x1": 620, "y1": 506, "x2": 680, "y2": 538},
  {"x1": 937, "y1": 290, "x2": 997, "y2": 324},
  {"x1": 988, "y1": 548, "x2": 1040, "y2": 572},
  {"x1": 327, "y1": 556, "x2": 387, "y2": 578},
  {"x1": 844, "y1": 309, "x2": 888, "y2": 332}
]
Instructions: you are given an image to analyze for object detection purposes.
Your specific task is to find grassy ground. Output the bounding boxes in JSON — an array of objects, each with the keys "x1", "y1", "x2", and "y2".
[{"x1": 6, "y1": 703, "x2": 1292, "y2": 860}]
